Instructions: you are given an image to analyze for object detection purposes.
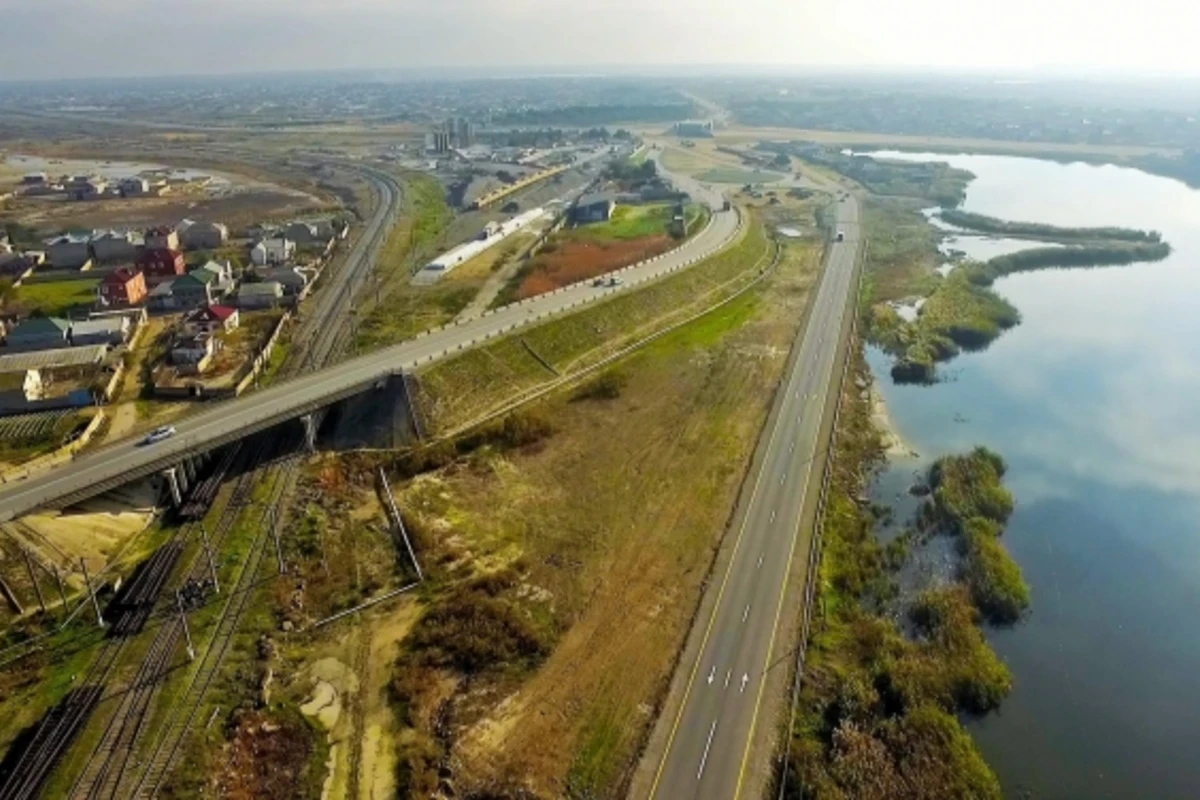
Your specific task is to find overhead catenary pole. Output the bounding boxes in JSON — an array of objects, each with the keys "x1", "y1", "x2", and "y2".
[
  {"x1": 79, "y1": 557, "x2": 104, "y2": 628},
  {"x1": 21, "y1": 546, "x2": 46, "y2": 615},
  {"x1": 176, "y1": 590, "x2": 195, "y2": 661},
  {"x1": 198, "y1": 524, "x2": 220, "y2": 594}
]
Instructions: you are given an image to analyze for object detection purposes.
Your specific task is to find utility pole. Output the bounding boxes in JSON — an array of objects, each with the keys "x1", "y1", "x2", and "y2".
[
  {"x1": 176, "y1": 591, "x2": 195, "y2": 661},
  {"x1": 199, "y1": 524, "x2": 220, "y2": 594},
  {"x1": 79, "y1": 557, "x2": 104, "y2": 628},
  {"x1": 21, "y1": 546, "x2": 46, "y2": 615}
]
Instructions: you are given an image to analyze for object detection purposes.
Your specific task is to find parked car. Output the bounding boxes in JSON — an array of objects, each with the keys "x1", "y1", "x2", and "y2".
[{"x1": 143, "y1": 426, "x2": 177, "y2": 446}]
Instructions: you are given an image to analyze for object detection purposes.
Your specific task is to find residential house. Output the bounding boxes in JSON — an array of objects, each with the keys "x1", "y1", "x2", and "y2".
[
  {"x1": 117, "y1": 177, "x2": 150, "y2": 197},
  {"x1": 5, "y1": 317, "x2": 70, "y2": 351},
  {"x1": 248, "y1": 224, "x2": 280, "y2": 242},
  {"x1": 136, "y1": 248, "x2": 186, "y2": 286},
  {"x1": 255, "y1": 266, "x2": 311, "y2": 297},
  {"x1": 66, "y1": 175, "x2": 107, "y2": 201},
  {"x1": 237, "y1": 281, "x2": 284, "y2": 309},
  {"x1": 169, "y1": 333, "x2": 216, "y2": 373},
  {"x1": 184, "y1": 305, "x2": 239, "y2": 336},
  {"x1": 45, "y1": 234, "x2": 92, "y2": 269},
  {"x1": 146, "y1": 280, "x2": 180, "y2": 312},
  {"x1": 169, "y1": 269, "x2": 221, "y2": 309},
  {"x1": 97, "y1": 267, "x2": 148, "y2": 308},
  {"x1": 283, "y1": 222, "x2": 320, "y2": 244},
  {"x1": 250, "y1": 238, "x2": 295, "y2": 266},
  {"x1": 194, "y1": 260, "x2": 235, "y2": 289},
  {"x1": 144, "y1": 226, "x2": 180, "y2": 252},
  {"x1": 21, "y1": 173, "x2": 47, "y2": 186},
  {"x1": 177, "y1": 219, "x2": 229, "y2": 250},
  {"x1": 90, "y1": 230, "x2": 138, "y2": 263}
]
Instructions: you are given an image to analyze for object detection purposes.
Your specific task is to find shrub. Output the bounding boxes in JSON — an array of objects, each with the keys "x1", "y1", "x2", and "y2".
[
  {"x1": 960, "y1": 518, "x2": 1030, "y2": 624},
  {"x1": 406, "y1": 582, "x2": 548, "y2": 675},
  {"x1": 572, "y1": 369, "x2": 627, "y2": 401}
]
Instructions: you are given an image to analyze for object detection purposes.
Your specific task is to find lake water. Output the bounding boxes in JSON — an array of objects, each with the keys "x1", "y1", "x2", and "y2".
[{"x1": 864, "y1": 152, "x2": 1200, "y2": 799}]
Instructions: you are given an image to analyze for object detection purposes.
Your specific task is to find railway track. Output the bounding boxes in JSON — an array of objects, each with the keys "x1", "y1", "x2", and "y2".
[{"x1": 65, "y1": 166, "x2": 402, "y2": 799}]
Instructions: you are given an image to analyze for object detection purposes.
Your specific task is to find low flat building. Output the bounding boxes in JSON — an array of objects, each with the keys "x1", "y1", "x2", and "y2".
[
  {"x1": 571, "y1": 193, "x2": 617, "y2": 224},
  {"x1": 45, "y1": 234, "x2": 92, "y2": 269},
  {"x1": 169, "y1": 333, "x2": 216, "y2": 373},
  {"x1": 5, "y1": 317, "x2": 70, "y2": 351},
  {"x1": 0, "y1": 345, "x2": 107, "y2": 373},
  {"x1": 69, "y1": 316, "x2": 130, "y2": 347},
  {"x1": 255, "y1": 266, "x2": 310, "y2": 297},
  {"x1": 66, "y1": 176, "x2": 108, "y2": 201},
  {"x1": 236, "y1": 281, "x2": 284, "y2": 309}
]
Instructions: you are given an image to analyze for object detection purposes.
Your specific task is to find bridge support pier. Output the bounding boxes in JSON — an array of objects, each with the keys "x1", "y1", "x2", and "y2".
[
  {"x1": 301, "y1": 413, "x2": 317, "y2": 452},
  {"x1": 163, "y1": 467, "x2": 184, "y2": 508},
  {"x1": 181, "y1": 457, "x2": 198, "y2": 490}
]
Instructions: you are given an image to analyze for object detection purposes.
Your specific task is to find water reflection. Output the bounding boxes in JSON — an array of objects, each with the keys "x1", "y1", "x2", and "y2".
[{"x1": 863, "y1": 152, "x2": 1200, "y2": 798}]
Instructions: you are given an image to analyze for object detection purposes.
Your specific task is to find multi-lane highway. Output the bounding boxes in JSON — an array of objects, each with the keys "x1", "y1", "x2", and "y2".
[
  {"x1": 634, "y1": 195, "x2": 861, "y2": 800},
  {"x1": 0, "y1": 200, "x2": 739, "y2": 521}
]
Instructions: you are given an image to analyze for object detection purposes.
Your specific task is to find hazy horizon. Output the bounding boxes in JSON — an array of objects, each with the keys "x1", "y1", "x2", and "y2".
[{"x1": 2, "y1": 0, "x2": 1197, "y2": 82}]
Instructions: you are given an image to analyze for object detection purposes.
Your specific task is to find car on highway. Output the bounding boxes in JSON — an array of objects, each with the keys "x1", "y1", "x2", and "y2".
[
  {"x1": 835, "y1": 231, "x2": 845, "y2": 242},
  {"x1": 142, "y1": 426, "x2": 177, "y2": 446},
  {"x1": 607, "y1": 276, "x2": 623, "y2": 287}
]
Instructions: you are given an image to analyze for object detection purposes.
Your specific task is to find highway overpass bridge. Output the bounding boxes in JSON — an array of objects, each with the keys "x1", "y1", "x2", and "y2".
[{"x1": 0, "y1": 205, "x2": 740, "y2": 522}]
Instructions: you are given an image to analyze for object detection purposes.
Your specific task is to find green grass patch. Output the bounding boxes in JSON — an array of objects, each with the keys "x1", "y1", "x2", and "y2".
[
  {"x1": 417, "y1": 219, "x2": 771, "y2": 432},
  {"x1": 570, "y1": 204, "x2": 673, "y2": 241},
  {"x1": 13, "y1": 278, "x2": 99, "y2": 317}
]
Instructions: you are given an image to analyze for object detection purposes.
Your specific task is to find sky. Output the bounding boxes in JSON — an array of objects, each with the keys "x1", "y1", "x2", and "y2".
[{"x1": 0, "y1": 0, "x2": 1196, "y2": 81}]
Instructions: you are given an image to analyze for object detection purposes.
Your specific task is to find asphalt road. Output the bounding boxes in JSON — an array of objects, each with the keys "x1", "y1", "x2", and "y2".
[
  {"x1": 0, "y1": 201, "x2": 739, "y2": 521},
  {"x1": 638, "y1": 196, "x2": 861, "y2": 800}
]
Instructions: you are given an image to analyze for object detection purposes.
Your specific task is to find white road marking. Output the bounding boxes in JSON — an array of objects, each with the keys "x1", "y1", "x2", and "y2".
[
  {"x1": 740, "y1": 673, "x2": 750, "y2": 693},
  {"x1": 769, "y1": 509, "x2": 776, "y2": 523},
  {"x1": 697, "y1": 720, "x2": 718, "y2": 781},
  {"x1": 724, "y1": 669, "x2": 732, "y2": 688},
  {"x1": 742, "y1": 604, "x2": 751, "y2": 623},
  {"x1": 757, "y1": 554, "x2": 764, "y2": 569},
  {"x1": 707, "y1": 666, "x2": 716, "y2": 685}
]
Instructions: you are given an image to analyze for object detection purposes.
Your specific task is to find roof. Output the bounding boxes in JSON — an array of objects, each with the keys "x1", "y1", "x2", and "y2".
[
  {"x1": 576, "y1": 192, "x2": 616, "y2": 208},
  {"x1": 148, "y1": 280, "x2": 176, "y2": 297},
  {"x1": 0, "y1": 345, "x2": 106, "y2": 374},
  {"x1": 137, "y1": 248, "x2": 184, "y2": 268},
  {"x1": 238, "y1": 282, "x2": 283, "y2": 296},
  {"x1": 92, "y1": 230, "x2": 132, "y2": 243},
  {"x1": 10, "y1": 317, "x2": 70, "y2": 336},
  {"x1": 176, "y1": 268, "x2": 218, "y2": 287},
  {"x1": 71, "y1": 318, "x2": 127, "y2": 336},
  {"x1": 46, "y1": 233, "x2": 91, "y2": 246},
  {"x1": 103, "y1": 267, "x2": 141, "y2": 285},
  {"x1": 145, "y1": 225, "x2": 174, "y2": 236},
  {"x1": 188, "y1": 304, "x2": 237, "y2": 322},
  {"x1": 200, "y1": 260, "x2": 231, "y2": 274}
]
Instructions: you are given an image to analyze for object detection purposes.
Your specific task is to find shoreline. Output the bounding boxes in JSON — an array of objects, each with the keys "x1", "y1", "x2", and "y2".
[{"x1": 869, "y1": 379, "x2": 917, "y2": 459}]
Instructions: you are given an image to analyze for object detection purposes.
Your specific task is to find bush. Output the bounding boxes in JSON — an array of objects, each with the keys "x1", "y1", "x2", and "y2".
[
  {"x1": 406, "y1": 580, "x2": 549, "y2": 675},
  {"x1": 572, "y1": 369, "x2": 627, "y2": 401},
  {"x1": 928, "y1": 447, "x2": 1013, "y2": 529},
  {"x1": 961, "y1": 518, "x2": 1030, "y2": 624}
]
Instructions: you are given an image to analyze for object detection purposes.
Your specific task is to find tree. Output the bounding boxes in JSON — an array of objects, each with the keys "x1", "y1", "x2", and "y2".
[{"x1": 773, "y1": 151, "x2": 791, "y2": 168}]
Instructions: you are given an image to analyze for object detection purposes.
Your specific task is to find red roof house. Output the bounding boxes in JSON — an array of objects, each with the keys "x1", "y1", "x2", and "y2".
[
  {"x1": 97, "y1": 267, "x2": 148, "y2": 307},
  {"x1": 183, "y1": 304, "x2": 240, "y2": 335},
  {"x1": 136, "y1": 248, "x2": 185, "y2": 286}
]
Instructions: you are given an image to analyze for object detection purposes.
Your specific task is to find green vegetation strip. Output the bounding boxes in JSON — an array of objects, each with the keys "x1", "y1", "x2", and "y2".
[
  {"x1": 939, "y1": 208, "x2": 1163, "y2": 243},
  {"x1": 865, "y1": 200, "x2": 1172, "y2": 384},
  {"x1": 786, "y1": 358, "x2": 1010, "y2": 799},
  {"x1": 416, "y1": 217, "x2": 770, "y2": 432}
]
